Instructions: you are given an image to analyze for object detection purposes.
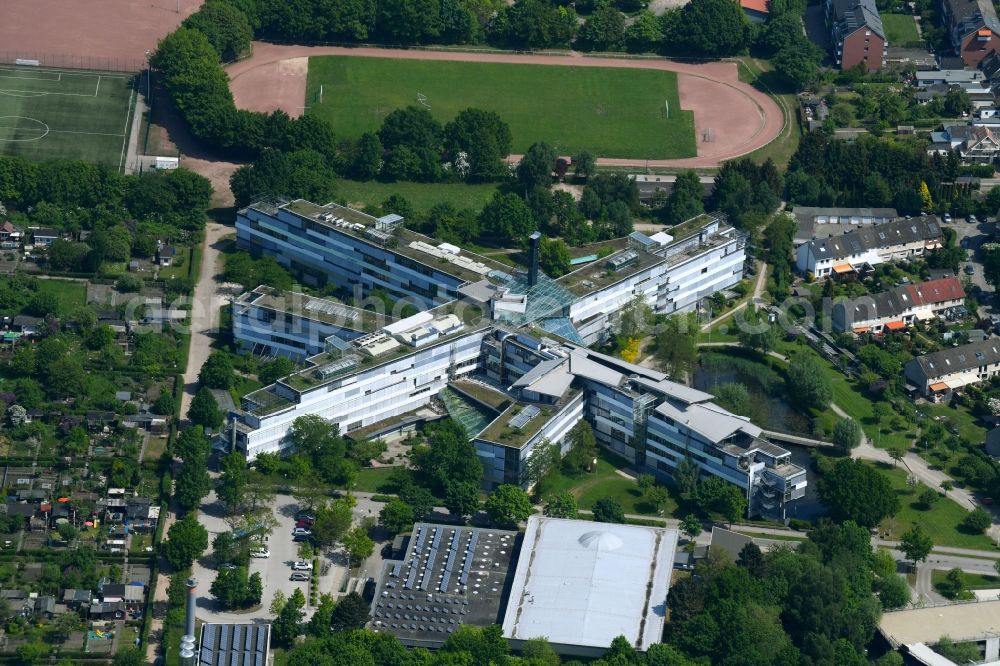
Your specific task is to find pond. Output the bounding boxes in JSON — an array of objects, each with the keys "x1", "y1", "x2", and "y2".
[{"x1": 693, "y1": 362, "x2": 828, "y2": 520}]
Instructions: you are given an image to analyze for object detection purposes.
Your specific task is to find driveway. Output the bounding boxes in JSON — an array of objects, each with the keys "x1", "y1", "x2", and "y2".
[{"x1": 950, "y1": 217, "x2": 995, "y2": 315}]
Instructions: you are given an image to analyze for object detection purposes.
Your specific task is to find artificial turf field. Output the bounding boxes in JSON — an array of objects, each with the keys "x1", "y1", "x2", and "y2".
[
  {"x1": 306, "y1": 57, "x2": 696, "y2": 159},
  {"x1": 0, "y1": 66, "x2": 136, "y2": 169}
]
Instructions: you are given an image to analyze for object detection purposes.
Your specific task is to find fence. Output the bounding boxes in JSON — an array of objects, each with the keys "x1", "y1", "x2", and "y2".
[{"x1": 0, "y1": 50, "x2": 145, "y2": 73}]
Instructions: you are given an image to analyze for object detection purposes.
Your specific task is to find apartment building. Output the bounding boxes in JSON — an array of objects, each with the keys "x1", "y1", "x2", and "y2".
[
  {"x1": 905, "y1": 338, "x2": 1000, "y2": 398},
  {"x1": 826, "y1": 0, "x2": 887, "y2": 71},
  {"x1": 832, "y1": 276, "x2": 966, "y2": 333},
  {"x1": 943, "y1": 0, "x2": 1000, "y2": 66},
  {"x1": 795, "y1": 216, "x2": 943, "y2": 277},
  {"x1": 791, "y1": 206, "x2": 897, "y2": 246}
]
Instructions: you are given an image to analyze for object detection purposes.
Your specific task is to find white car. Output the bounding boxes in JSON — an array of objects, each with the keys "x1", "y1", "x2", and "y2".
[
  {"x1": 292, "y1": 527, "x2": 312, "y2": 536},
  {"x1": 251, "y1": 549, "x2": 270, "y2": 559},
  {"x1": 292, "y1": 561, "x2": 313, "y2": 571},
  {"x1": 944, "y1": 213, "x2": 952, "y2": 223}
]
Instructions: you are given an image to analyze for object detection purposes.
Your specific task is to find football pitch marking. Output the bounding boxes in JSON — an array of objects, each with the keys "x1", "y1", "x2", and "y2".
[
  {"x1": 118, "y1": 86, "x2": 135, "y2": 171},
  {"x1": 0, "y1": 116, "x2": 50, "y2": 142}
]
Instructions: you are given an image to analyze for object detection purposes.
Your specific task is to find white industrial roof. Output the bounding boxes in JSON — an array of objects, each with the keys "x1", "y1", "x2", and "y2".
[
  {"x1": 502, "y1": 517, "x2": 677, "y2": 652},
  {"x1": 653, "y1": 399, "x2": 761, "y2": 442}
]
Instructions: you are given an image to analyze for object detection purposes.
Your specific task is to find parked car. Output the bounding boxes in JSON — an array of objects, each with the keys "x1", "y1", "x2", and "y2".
[
  {"x1": 944, "y1": 213, "x2": 952, "y2": 223},
  {"x1": 965, "y1": 264, "x2": 976, "y2": 275},
  {"x1": 290, "y1": 572, "x2": 310, "y2": 581},
  {"x1": 292, "y1": 561, "x2": 313, "y2": 571},
  {"x1": 295, "y1": 513, "x2": 315, "y2": 522},
  {"x1": 251, "y1": 549, "x2": 270, "y2": 558},
  {"x1": 295, "y1": 520, "x2": 313, "y2": 528},
  {"x1": 969, "y1": 214, "x2": 979, "y2": 224},
  {"x1": 220, "y1": 563, "x2": 237, "y2": 571},
  {"x1": 292, "y1": 528, "x2": 312, "y2": 537}
]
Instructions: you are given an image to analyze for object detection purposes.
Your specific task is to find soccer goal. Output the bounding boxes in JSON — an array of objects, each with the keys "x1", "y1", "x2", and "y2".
[{"x1": 417, "y1": 92, "x2": 430, "y2": 109}]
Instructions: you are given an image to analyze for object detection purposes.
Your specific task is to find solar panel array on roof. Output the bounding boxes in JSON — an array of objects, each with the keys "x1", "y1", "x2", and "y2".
[
  {"x1": 199, "y1": 623, "x2": 269, "y2": 666},
  {"x1": 509, "y1": 405, "x2": 540, "y2": 430},
  {"x1": 371, "y1": 524, "x2": 519, "y2": 647}
]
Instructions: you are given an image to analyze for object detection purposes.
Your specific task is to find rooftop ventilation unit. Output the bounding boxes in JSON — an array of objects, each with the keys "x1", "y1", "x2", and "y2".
[
  {"x1": 606, "y1": 251, "x2": 639, "y2": 272},
  {"x1": 509, "y1": 405, "x2": 540, "y2": 429}
]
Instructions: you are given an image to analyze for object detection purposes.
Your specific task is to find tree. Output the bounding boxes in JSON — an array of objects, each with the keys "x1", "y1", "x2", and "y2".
[
  {"x1": 478, "y1": 191, "x2": 535, "y2": 243},
  {"x1": 199, "y1": 351, "x2": 234, "y2": 390},
  {"x1": 887, "y1": 447, "x2": 905, "y2": 467},
  {"x1": 230, "y1": 149, "x2": 338, "y2": 209},
  {"x1": 681, "y1": 514, "x2": 702, "y2": 541},
  {"x1": 272, "y1": 588, "x2": 305, "y2": 647},
  {"x1": 491, "y1": 0, "x2": 578, "y2": 49},
  {"x1": 174, "y1": 454, "x2": 212, "y2": 513},
  {"x1": 577, "y1": 1, "x2": 625, "y2": 50},
  {"x1": 562, "y1": 420, "x2": 598, "y2": 473},
  {"x1": 900, "y1": 524, "x2": 933, "y2": 564},
  {"x1": 918, "y1": 487, "x2": 939, "y2": 509},
  {"x1": 343, "y1": 526, "x2": 375, "y2": 568},
  {"x1": 817, "y1": 459, "x2": 899, "y2": 528},
  {"x1": 982, "y1": 242, "x2": 1000, "y2": 289},
  {"x1": 517, "y1": 142, "x2": 557, "y2": 189},
  {"x1": 737, "y1": 307, "x2": 778, "y2": 353},
  {"x1": 652, "y1": 314, "x2": 698, "y2": 378},
  {"x1": 217, "y1": 451, "x2": 248, "y2": 515},
  {"x1": 878, "y1": 573, "x2": 911, "y2": 609},
  {"x1": 646, "y1": 486, "x2": 670, "y2": 515},
  {"x1": 787, "y1": 353, "x2": 833, "y2": 411},
  {"x1": 625, "y1": 10, "x2": 661, "y2": 52},
  {"x1": 573, "y1": 151, "x2": 596, "y2": 179},
  {"x1": 444, "y1": 480, "x2": 481, "y2": 521},
  {"x1": 832, "y1": 418, "x2": 863, "y2": 453},
  {"x1": 773, "y1": 41, "x2": 823, "y2": 89},
  {"x1": 663, "y1": 170, "x2": 705, "y2": 225},
  {"x1": 269, "y1": 590, "x2": 287, "y2": 617},
  {"x1": 485, "y1": 484, "x2": 533, "y2": 527},
  {"x1": 592, "y1": 497, "x2": 625, "y2": 523},
  {"x1": 637, "y1": 473, "x2": 655, "y2": 492},
  {"x1": 307, "y1": 594, "x2": 335, "y2": 636},
  {"x1": 311, "y1": 499, "x2": 353, "y2": 548},
  {"x1": 330, "y1": 592, "x2": 370, "y2": 632},
  {"x1": 718, "y1": 485, "x2": 747, "y2": 525},
  {"x1": 351, "y1": 132, "x2": 384, "y2": 180},
  {"x1": 443, "y1": 108, "x2": 512, "y2": 181},
  {"x1": 112, "y1": 647, "x2": 145, "y2": 666},
  {"x1": 543, "y1": 491, "x2": 578, "y2": 518},
  {"x1": 674, "y1": 456, "x2": 701, "y2": 498},
  {"x1": 736, "y1": 542, "x2": 765, "y2": 576},
  {"x1": 379, "y1": 498, "x2": 415, "y2": 535},
  {"x1": 162, "y1": 513, "x2": 209, "y2": 569},
  {"x1": 188, "y1": 386, "x2": 223, "y2": 429},
  {"x1": 182, "y1": 0, "x2": 252, "y2": 59},
  {"x1": 961, "y1": 507, "x2": 992, "y2": 534},
  {"x1": 665, "y1": 0, "x2": 749, "y2": 56},
  {"x1": 152, "y1": 392, "x2": 176, "y2": 416},
  {"x1": 538, "y1": 237, "x2": 571, "y2": 277}
]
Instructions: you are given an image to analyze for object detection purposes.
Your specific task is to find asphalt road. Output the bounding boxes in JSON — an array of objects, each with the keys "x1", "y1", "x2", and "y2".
[{"x1": 949, "y1": 216, "x2": 996, "y2": 314}]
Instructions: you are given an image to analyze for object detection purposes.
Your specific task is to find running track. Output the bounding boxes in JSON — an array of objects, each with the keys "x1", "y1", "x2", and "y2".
[{"x1": 228, "y1": 42, "x2": 786, "y2": 169}]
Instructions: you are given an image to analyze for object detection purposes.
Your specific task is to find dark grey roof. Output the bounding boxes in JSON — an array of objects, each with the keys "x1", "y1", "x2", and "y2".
[
  {"x1": 830, "y1": 0, "x2": 885, "y2": 39},
  {"x1": 11, "y1": 315, "x2": 41, "y2": 327},
  {"x1": 805, "y1": 217, "x2": 942, "y2": 262},
  {"x1": 32, "y1": 228, "x2": 58, "y2": 238},
  {"x1": 199, "y1": 623, "x2": 271, "y2": 666},
  {"x1": 906, "y1": 339, "x2": 1000, "y2": 378},
  {"x1": 946, "y1": 0, "x2": 1000, "y2": 38}
]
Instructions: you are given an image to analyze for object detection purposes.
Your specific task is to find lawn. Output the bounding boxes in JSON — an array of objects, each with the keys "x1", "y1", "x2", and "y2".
[
  {"x1": 306, "y1": 56, "x2": 696, "y2": 159},
  {"x1": 351, "y1": 466, "x2": 400, "y2": 493},
  {"x1": 0, "y1": 65, "x2": 135, "y2": 168},
  {"x1": 35, "y1": 278, "x2": 86, "y2": 315},
  {"x1": 932, "y1": 569, "x2": 1000, "y2": 591},
  {"x1": 335, "y1": 178, "x2": 500, "y2": 213},
  {"x1": 874, "y1": 462, "x2": 997, "y2": 550},
  {"x1": 882, "y1": 14, "x2": 920, "y2": 44},
  {"x1": 536, "y1": 452, "x2": 677, "y2": 517}
]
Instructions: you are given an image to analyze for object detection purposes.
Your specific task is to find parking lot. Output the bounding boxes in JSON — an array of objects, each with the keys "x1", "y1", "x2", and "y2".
[
  {"x1": 191, "y1": 491, "x2": 346, "y2": 622},
  {"x1": 950, "y1": 216, "x2": 997, "y2": 315}
]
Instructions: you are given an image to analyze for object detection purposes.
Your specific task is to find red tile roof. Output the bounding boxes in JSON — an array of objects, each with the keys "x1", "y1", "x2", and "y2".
[
  {"x1": 905, "y1": 276, "x2": 965, "y2": 306},
  {"x1": 741, "y1": 0, "x2": 769, "y2": 13}
]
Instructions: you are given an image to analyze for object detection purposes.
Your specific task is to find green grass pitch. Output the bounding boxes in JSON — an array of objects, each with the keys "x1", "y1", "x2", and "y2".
[
  {"x1": 0, "y1": 66, "x2": 136, "y2": 169},
  {"x1": 305, "y1": 57, "x2": 696, "y2": 160}
]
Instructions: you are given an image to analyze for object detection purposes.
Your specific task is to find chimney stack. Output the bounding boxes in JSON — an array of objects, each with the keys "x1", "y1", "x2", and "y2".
[
  {"x1": 528, "y1": 231, "x2": 542, "y2": 287},
  {"x1": 179, "y1": 578, "x2": 198, "y2": 666}
]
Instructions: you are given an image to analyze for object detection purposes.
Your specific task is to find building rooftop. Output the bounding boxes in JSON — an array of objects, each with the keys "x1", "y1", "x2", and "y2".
[
  {"x1": 370, "y1": 523, "x2": 520, "y2": 648},
  {"x1": 234, "y1": 286, "x2": 393, "y2": 333},
  {"x1": 837, "y1": 276, "x2": 965, "y2": 323},
  {"x1": 476, "y1": 393, "x2": 577, "y2": 449},
  {"x1": 945, "y1": 0, "x2": 1000, "y2": 38},
  {"x1": 906, "y1": 338, "x2": 1000, "y2": 378},
  {"x1": 804, "y1": 216, "x2": 942, "y2": 262},
  {"x1": 501, "y1": 517, "x2": 677, "y2": 654},
  {"x1": 199, "y1": 623, "x2": 271, "y2": 666},
  {"x1": 829, "y1": 0, "x2": 885, "y2": 40}
]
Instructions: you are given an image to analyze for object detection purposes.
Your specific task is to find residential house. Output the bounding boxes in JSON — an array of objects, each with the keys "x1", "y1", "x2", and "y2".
[
  {"x1": 0, "y1": 222, "x2": 21, "y2": 249},
  {"x1": 930, "y1": 124, "x2": 1000, "y2": 162},
  {"x1": 791, "y1": 206, "x2": 897, "y2": 246},
  {"x1": 943, "y1": 0, "x2": 1000, "y2": 66},
  {"x1": 31, "y1": 228, "x2": 59, "y2": 246},
  {"x1": 156, "y1": 245, "x2": 177, "y2": 267},
  {"x1": 826, "y1": 0, "x2": 886, "y2": 71},
  {"x1": 101, "y1": 583, "x2": 145, "y2": 612},
  {"x1": 740, "y1": 0, "x2": 768, "y2": 22},
  {"x1": 89, "y1": 601, "x2": 125, "y2": 620},
  {"x1": 11, "y1": 315, "x2": 41, "y2": 337},
  {"x1": 85, "y1": 411, "x2": 116, "y2": 432},
  {"x1": 62, "y1": 589, "x2": 92, "y2": 610},
  {"x1": 795, "y1": 216, "x2": 943, "y2": 277},
  {"x1": 904, "y1": 338, "x2": 1000, "y2": 398},
  {"x1": 886, "y1": 47, "x2": 938, "y2": 69},
  {"x1": 916, "y1": 68, "x2": 986, "y2": 86},
  {"x1": 832, "y1": 276, "x2": 966, "y2": 334},
  {"x1": 125, "y1": 498, "x2": 159, "y2": 532}
]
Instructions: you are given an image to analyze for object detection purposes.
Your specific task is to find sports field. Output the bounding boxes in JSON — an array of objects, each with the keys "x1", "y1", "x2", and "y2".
[
  {"x1": 305, "y1": 56, "x2": 696, "y2": 159},
  {"x1": 0, "y1": 66, "x2": 136, "y2": 168}
]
